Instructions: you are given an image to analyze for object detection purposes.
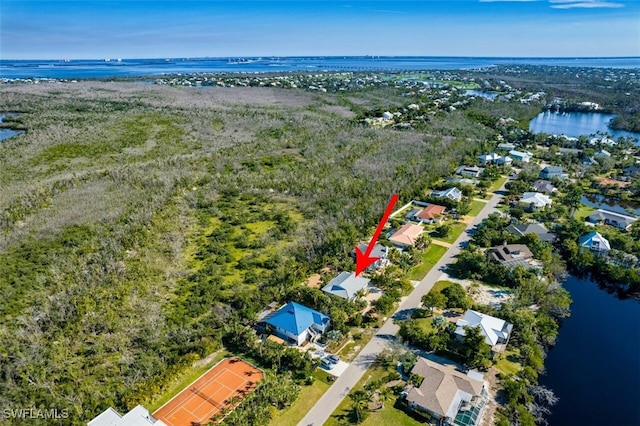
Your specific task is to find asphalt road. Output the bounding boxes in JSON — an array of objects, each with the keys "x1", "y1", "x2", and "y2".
[{"x1": 298, "y1": 186, "x2": 508, "y2": 426}]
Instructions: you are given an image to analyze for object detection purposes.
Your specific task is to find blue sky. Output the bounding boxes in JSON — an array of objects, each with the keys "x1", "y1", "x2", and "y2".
[{"x1": 1, "y1": 1, "x2": 638, "y2": 59}]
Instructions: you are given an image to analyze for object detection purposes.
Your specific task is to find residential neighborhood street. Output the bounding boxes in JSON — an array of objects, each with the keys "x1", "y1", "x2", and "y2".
[{"x1": 298, "y1": 186, "x2": 507, "y2": 426}]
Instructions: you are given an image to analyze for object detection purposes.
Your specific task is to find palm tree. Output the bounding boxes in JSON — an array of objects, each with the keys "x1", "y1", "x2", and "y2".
[
  {"x1": 350, "y1": 389, "x2": 371, "y2": 423},
  {"x1": 377, "y1": 386, "x2": 393, "y2": 409}
]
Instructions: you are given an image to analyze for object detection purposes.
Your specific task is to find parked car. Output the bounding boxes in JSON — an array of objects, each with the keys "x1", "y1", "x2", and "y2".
[
  {"x1": 321, "y1": 357, "x2": 335, "y2": 369},
  {"x1": 326, "y1": 354, "x2": 340, "y2": 364}
]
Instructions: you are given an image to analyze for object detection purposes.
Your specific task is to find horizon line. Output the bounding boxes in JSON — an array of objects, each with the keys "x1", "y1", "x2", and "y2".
[{"x1": 2, "y1": 55, "x2": 640, "y2": 62}]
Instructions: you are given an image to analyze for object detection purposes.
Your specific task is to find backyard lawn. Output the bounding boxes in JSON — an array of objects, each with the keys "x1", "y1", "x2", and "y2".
[
  {"x1": 409, "y1": 244, "x2": 447, "y2": 280},
  {"x1": 495, "y1": 348, "x2": 523, "y2": 376},
  {"x1": 574, "y1": 204, "x2": 598, "y2": 221}
]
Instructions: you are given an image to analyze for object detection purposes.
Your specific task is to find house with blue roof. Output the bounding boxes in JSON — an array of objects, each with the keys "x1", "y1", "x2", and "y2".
[{"x1": 262, "y1": 302, "x2": 330, "y2": 346}]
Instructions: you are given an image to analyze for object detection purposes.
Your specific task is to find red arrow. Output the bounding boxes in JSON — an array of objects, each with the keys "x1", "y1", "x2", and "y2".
[{"x1": 355, "y1": 193, "x2": 399, "y2": 276}]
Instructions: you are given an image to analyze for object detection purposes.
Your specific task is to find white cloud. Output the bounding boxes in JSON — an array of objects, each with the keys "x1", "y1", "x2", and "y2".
[{"x1": 549, "y1": 0, "x2": 624, "y2": 8}]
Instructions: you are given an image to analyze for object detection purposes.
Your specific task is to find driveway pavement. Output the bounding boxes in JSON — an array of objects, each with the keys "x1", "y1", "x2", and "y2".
[{"x1": 298, "y1": 183, "x2": 508, "y2": 426}]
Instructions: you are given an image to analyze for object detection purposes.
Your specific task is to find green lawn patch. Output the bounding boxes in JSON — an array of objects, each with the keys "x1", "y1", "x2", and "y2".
[
  {"x1": 574, "y1": 204, "x2": 598, "y2": 221},
  {"x1": 414, "y1": 317, "x2": 436, "y2": 334},
  {"x1": 430, "y1": 280, "x2": 454, "y2": 294},
  {"x1": 495, "y1": 348, "x2": 523, "y2": 376},
  {"x1": 409, "y1": 244, "x2": 447, "y2": 280},
  {"x1": 467, "y1": 200, "x2": 486, "y2": 217},
  {"x1": 325, "y1": 365, "x2": 398, "y2": 426},
  {"x1": 147, "y1": 350, "x2": 230, "y2": 412},
  {"x1": 489, "y1": 177, "x2": 509, "y2": 194},
  {"x1": 268, "y1": 371, "x2": 332, "y2": 426},
  {"x1": 431, "y1": 222, "x2": 467, "y2": 244}
]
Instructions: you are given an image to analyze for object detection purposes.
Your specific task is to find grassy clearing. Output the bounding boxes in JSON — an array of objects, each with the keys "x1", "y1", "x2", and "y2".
[
  {"x1": 147, "y1": 350, "x2": 231, "y2": 412},
  {"x1": 409, "y1": 244, "x2": 447, "y2": 280},
  {"x1": 268, "y1": 370, "x2": 333, "y2": 426},
  {"x1": 495, "y1": 348, "x2": 523, "y2": 376},
  {"x1": 467, "y1": 199, "x2": 486, "y2": 217},
  {"x1": 415, "y1": 317, "x2": 437, "y2": 334}
]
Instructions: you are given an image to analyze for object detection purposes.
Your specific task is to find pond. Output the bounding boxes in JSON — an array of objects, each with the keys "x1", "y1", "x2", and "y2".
[
  {"x1": 0, "y1": 114, "x2": 24, "y2": 141},
  {"x1": 539, "y1": 275, "x2": 640, "y2": 426},
  {"x1": 529, "y1": 111, "x2": 640, "y2": 143},
  {"x1": 463, "y1": 90, "x2": 498, "y2": 100},
  {"x1": 581, "y1": 194, "x2": 640, "y2": 217}
]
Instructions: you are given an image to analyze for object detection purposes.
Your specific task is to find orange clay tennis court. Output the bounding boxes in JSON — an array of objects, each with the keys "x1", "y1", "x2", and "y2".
[{"x1": 153, "y1": 357, "x2": 263, "y2": 426}]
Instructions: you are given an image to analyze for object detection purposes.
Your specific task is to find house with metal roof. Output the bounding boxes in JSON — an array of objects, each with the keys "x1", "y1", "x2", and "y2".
[
  {"x1": 539, "y1": 165, "x2": 568, "y2": 179},
  {"x1": 588, "y1": 209, "x2": 637, "y2": 231},
  {"x1": 88, "y1": 406, "x2": 166, "y2": 426},
  {"x1": 405, "y1": 358, "x2": 488, "y2": 426},
  {"x1": 509, "y1": 150, "x2": 533, "y2": 163},
  {"x1": 262, "y1": 302, "x2": 330, "y2": 346},
  {"x1": 456, "y1": 165, "x2": 485, "y2": 178},
  {"x1": 430, "y1": 187, "x2": 463, "y2": 202},
  {"x1": 455, "y1": 310, "x2": 513, "y2": 353},
  {"x1": 518, "y1": 192, "x2": 552, "y2": 210},
  {"x1": 579, "y1": 231, "x2": 611, "y2": 256},
  {"x1": 322, "y1": 272, "x2": 371, "y2": 301}
]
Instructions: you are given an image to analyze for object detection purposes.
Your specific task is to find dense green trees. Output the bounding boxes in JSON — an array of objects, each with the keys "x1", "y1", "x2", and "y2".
[{"x1": 0, "y1": 80, "x2": 497, "y2": 422}]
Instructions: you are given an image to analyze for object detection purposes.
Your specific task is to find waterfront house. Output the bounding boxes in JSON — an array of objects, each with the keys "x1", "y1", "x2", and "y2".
[
  {"x1": 404, "y1": 357, "x2": 488, "y2": 426},
  {"x1": 389, "y1": 223, "x2": 424, "y2": 248},
  {"x1": 430, "y1": 187, "x2": 463, "y2": 202},
  {"x1": 506, "y1": 222, "x2": 556, "y2": 242},
  {"x1": 539, "y1": 165, "x2": 568, "y2": 179},
  {"x1": 519, "y1": 192, "x2": 553, "y2": 210},
  {"x1": 532, "y1": 179, "x2": 557, "y2": 194},
  {"x1": 509, "y1": 150, "x2": 533, "y2": 163},
  {"x1": 322, "y1": 272, "x2": 371, "y2": 301},
  {"x1": 588, "y1": 209, "x2": 637, "y2": 231},
  {"x1": 262, "y1": 302, "x2": 330, "y2": 346},
  {"x1": 579, "y1": 231, "x2": 611, "y2": 256},
  {"x1": 455, "y1": 310, "x2": 513, "y2": 353},
  {"x1": 88, "y1": 405, "x2": 166, "y2": 426}
]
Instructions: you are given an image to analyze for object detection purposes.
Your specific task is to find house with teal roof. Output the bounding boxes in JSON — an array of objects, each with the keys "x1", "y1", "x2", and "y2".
[{"x1": 262, "y1": 302, "x2": 330, "y2": 346}]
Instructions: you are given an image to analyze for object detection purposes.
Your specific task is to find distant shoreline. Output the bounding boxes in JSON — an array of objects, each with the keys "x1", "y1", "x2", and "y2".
[{"x1": 2, "y1": 56, "x2": 639, "y2": 80}]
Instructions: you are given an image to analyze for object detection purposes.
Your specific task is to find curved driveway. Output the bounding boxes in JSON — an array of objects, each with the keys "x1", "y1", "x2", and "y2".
[{"x1": 298, "y1": 186, "x2": 507, "y2": 426}]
